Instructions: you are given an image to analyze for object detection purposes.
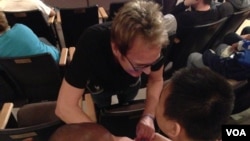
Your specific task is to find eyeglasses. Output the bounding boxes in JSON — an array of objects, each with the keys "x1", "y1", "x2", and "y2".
[{"x1": 124, "y1": 54, "x2": 164, "y2": 72}]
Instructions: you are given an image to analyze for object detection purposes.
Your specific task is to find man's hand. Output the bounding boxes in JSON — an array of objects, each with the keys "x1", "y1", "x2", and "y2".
[
  {"x1": 231, "y1": 43, "x2": 239, "y2": 52},
  {"x1": 135, "y1": 115, "x2": 155, "y2": 141}
]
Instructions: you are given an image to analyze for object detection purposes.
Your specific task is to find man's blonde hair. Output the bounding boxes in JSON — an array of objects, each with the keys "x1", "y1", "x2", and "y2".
[
  {"x1": 0, "y1": 11, "x2": 9, "y2": 32},
  {"x1": 111, "y1": 0, "x2": 169, "y2": 55}
]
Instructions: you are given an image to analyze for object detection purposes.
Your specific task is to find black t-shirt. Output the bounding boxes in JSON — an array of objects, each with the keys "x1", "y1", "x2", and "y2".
[{"x1": 65, "y1": 22, "x2": 140, "y2": 92}]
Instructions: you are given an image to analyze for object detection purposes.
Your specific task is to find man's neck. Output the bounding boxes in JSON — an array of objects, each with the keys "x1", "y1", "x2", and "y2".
[{"x1": 195, "y1": 3, "x2": 211, "y2": 11}]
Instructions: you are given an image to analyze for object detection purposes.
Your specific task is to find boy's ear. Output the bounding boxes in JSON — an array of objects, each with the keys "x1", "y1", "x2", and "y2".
[
  {"x1": 173, "y1": 122, "x2": 181, "y2": 137},
  {"x1": 167, "y1": 121, "x2": 181, "y2": 138}
]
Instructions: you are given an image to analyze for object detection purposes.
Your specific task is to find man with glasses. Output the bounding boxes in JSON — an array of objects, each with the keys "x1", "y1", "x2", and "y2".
[{"x1": 55, "y1": 0, "x2": 169, "y2": 141}]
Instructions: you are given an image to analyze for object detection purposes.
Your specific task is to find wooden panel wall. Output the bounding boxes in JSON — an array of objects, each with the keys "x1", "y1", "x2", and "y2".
[{"x1": 44, "y1": 0, "x2": 88, "y2": 8}]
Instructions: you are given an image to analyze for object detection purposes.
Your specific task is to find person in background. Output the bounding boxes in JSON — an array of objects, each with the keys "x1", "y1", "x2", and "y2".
[
  {"x1": 154, "y1": 0, "x2": 178, "y2": 14},
  {"x1": 0, "y1": 11, "x2": 59, "y2": 62},
  {"x1": 211, "y1": 0, "x2": 222, "y2": 8},
  {"x1": 211, "y1": 0, "x2": 250, "y2": 13},
  {"x1": 241, "y1": 26, "x2": 250, "y2": 35},
  {"x1": 163, "y1": 0, "x2": 233, "y2": 76},
  {"x1": 163, "y1": 14, "x2": 177, "y2": 37},
  {"x1": 154, "y1": 67, "x2": 234, "y2": 141},
  {"x1": 0, "y1": 0, "x2": 56, "y2": 20},
  {"x1": 187, "y1": 27, "x2": 250, "y2": 80},
  {"x1": 55, "y1": 0, "x2": 169, "y2": 141},
  {"x1": 226, "y1": 0, "x2": 250, "y2": 11},
  {"x1": 170, "y1": 0, "x2": 233, "y2": 41}
]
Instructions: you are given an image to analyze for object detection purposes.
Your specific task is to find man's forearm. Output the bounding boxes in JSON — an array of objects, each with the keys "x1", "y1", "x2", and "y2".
[
  {"x1": 143, "y1": 79, "x2": 163, "y2": 117},
  {"x1": 55, "y1": 102, "x2": 93, "y2": 123}
]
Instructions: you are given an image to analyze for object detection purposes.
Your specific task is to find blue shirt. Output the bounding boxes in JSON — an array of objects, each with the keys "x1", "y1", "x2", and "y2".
[
  {"x1": 0, "y1": 24, "x2": 59, "y2": 62},
  {"x1": 203, "y1": 49, "x2": 250, "y2": 80}
]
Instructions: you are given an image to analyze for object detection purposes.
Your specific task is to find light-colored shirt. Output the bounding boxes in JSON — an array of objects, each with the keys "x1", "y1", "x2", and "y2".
[
  {"x1": 0, "y1": 0, "x2": 52, "y2": 18},
  {"x1": 0, "y1": 24, "x2": 59, "y2": 62}
]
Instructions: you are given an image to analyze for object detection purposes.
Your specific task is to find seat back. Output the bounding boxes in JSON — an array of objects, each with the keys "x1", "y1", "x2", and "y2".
[
  {"x1": 4, "y1": 10, "x2": 58, "y2": 46},
  {"x1": 211, "y1": 9, "x2": 250, "y2": 48},
  {"x1": 107, "y1": 2, "x2": 125, "y2": 21},
  {"x1": 171, "y1": 17, "x2": 228, "y2": 71},
  {"x1": 98, "y1": 99, "x2": 145, "y2": 138},
  {"x1": 17, "y1": 101, "x2": 60, "y2": 127},
  {"x1": 0, "y1": 53, "x2": 62, "y2": 103},
  {"x1": 230, "y1": 80, "x2": 250, "y2": 114},
  {"x1": 59, "y1": 6, "x2": 99, "y2": 47},
  {"x1": 0, "y1": 102, "x2": 63, "y2": 141},
  {"x1": 0, "y1": 120, "x2": 62, "y2": 141},
  {"x1": 0, "y1": 70, "x2": 23, "y2": 104}
]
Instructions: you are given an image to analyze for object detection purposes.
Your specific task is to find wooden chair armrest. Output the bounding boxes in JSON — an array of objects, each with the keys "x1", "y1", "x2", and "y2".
[
  {"x1": 48, "y1": 15, "x2": 55, "y2": 24},
  {"x1": 0, "y1": 103, "x2": 14, "y2": 129},
  {"x1": 84, "y1": 93, "x2": 97, "y2": 122},
  {"x1": 98, "y1": 7, "x2": 108, "y2": 19},
  {"x1": 59, "y1": 47, "x2": 68, "y2": 66},
  {"x1": 55, "y1": 10, "x2": 61, "y2": 23},
  {"x1": 68, "y1": 46, "x2": 76, "y2": 62}
]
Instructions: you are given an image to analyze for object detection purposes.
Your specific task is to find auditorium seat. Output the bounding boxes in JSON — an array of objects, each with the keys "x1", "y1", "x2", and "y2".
[
  {"x1": 4, "y1": 10, "x2": 60, "y2": 48},
  {"x1": 57, "y1": 6, "x2": 100, "y2": 47},
  {"x1": 0, "y1": 48, "x2": 68, "y2": 105},
  {"x1": 0, "y1": 102, "x2": 63, "y2": 141},
  {"x1": 211, "y1": 8, "x2": 250, "y2": 49},
  {"x1": 169, "y1": 17, "x2": 228, "y2": 73}
]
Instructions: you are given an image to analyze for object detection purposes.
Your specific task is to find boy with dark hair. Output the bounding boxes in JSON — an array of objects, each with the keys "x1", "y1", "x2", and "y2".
[{"x1": 155, "y1": 67, "x2": 234, "y2": 141}]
